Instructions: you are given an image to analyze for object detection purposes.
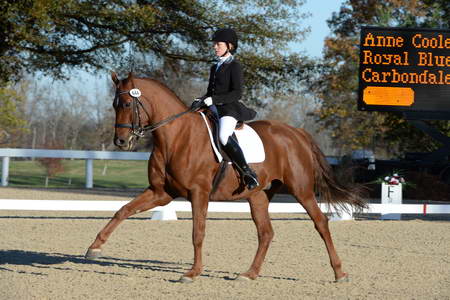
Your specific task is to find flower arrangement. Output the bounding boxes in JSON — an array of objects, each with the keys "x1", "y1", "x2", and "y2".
[
  {"x1": 382, "y1": 173, "x2": 405, "y2": 185},
  {"x1": 373, "y1": 171, "x2": 414, "y2": 188}
]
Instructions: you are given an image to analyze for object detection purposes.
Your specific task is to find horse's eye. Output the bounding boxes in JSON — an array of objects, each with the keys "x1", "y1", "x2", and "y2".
[{"x1": 124, "y1": 102, "x2": 131, "y2": 108}]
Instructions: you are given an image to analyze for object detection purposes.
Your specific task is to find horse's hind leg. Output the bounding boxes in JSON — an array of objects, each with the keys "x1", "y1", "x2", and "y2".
[
  {"x1": 292, "y1": 190, "x2": 347, "y2": 281},
  {"x1": 85, "y1": 188, "x2": 171, "y2": 259},
  {"x1": 238, "y1": 191, "x2": 274, "y2": 280}
]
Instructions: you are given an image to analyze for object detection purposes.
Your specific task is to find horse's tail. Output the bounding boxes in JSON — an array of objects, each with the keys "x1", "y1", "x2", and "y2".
[{"x1": 308, "y1": 134, "x2": 368, "y2": 213}]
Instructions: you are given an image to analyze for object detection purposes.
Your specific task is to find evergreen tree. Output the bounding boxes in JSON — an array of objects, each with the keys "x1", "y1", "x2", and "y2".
[{"x1": 1, "y1": 0, "x2": 313, "y2": 105}]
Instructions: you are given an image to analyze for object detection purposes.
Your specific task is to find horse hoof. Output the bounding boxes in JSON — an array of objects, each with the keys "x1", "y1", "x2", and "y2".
[
  {"x1": 234, "y1": 275, "x2": 252, "y2": 281},
  {"x1": 178, "y1": 276, "x2": 194, "y2": 284},
  {"x1": 85, "y1": 248, "x2": 102, "y2": 260},
  {"x1": 335, "y1": 274, "x2": 350, "y2": 283}
]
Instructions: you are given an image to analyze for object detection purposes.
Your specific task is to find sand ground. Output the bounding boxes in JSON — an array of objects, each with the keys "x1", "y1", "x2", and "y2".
[{"x1": 1, "y1": 188, "x2": 449, "y2": 299}]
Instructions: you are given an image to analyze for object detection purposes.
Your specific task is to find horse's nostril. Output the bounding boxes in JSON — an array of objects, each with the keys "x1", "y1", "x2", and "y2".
[{"x1": 115, "y1": 138, "x2": 126, "y2": 146}]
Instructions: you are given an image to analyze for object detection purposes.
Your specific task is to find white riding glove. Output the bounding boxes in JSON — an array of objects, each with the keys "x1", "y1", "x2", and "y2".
[{"x1": 203, "y1": 97, "x2": 213, "y2": 106}]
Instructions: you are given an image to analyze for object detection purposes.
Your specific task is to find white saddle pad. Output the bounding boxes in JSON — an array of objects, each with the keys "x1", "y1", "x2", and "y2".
[{"x1": 199, "y1": 112, "x2": 265, "y2": 163}]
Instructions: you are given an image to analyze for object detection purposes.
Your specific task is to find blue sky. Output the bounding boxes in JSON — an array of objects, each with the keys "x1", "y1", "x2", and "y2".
[{"x1": 299, "y1": 0, "x2": 344, "y2": 57}]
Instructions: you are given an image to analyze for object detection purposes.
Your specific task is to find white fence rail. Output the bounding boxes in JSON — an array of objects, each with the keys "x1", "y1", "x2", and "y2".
[
  {"x1": 0, "y1": 148, "x2": 150, "y2": 188},
  {"x1": 1, "y1": 199, "x2": 449, "y2": 221},
  {"x1": 0, "y1": 148, "x2": 341, "y2": 189}
]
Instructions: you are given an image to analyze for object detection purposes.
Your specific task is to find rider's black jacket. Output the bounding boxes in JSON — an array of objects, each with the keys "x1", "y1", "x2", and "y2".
[{"x1": 200, "y1": 58, "x2": 256, "y2": 121}]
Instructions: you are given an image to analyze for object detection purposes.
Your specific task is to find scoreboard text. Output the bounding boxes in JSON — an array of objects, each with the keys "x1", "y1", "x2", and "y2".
[{"x1": 358, "y1": 27, "x2": 450, "y2": 113}]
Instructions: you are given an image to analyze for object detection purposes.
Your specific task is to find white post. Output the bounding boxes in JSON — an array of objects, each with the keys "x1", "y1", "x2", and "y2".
[
  {"x1": 381, "y1": 183, "x2": 402, "y2": 220},
  {"x1": 151, "y1": 204, "x2": 178, "y2": 220},
  {"x1": 1, "y1": 157, "x2": 10, "y2": 187},
  {"x1": 85, "y1": 159, "x2": 93, "y2": 188},
  {"x1": 329, "y1": 204, "x2": 353, "y2": 221}
]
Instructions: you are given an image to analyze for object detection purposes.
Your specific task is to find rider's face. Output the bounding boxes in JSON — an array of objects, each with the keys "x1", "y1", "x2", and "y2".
[{"x1": 214, "y1": 42, "x2": 229, "y2": 57}]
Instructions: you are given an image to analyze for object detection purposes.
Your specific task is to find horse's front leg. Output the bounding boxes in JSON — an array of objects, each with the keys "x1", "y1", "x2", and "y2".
[
  {"x1": 180, "y1": 190, "x2": 209, "y2": 283},
  {"x1": 85, "y1": 188, "x2": 171, "y2": 259}
]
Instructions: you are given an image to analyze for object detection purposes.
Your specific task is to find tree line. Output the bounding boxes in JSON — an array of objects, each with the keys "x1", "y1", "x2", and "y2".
[{"x1": 1, "y1": 0, "x2": 449, "y2": 157}]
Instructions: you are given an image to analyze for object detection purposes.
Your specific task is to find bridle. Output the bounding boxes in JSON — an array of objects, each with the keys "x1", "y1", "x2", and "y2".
[{"x1": 113, "y1": 86, "x2": 198, "y2": 138}]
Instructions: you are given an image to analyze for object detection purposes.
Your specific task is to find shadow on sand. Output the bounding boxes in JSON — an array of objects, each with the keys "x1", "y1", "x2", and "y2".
[{"x1": 0, "y1": 250, "x2": 300, "y2": 282}]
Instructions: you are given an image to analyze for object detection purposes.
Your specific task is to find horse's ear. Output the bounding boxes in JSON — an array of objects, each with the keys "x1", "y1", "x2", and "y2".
[
  {"x1": 127, "y1": 72, "x2": 134, "y2": 79},
  {"x1": 111, "y1": 72, "x2": 120, "y2": 86}
]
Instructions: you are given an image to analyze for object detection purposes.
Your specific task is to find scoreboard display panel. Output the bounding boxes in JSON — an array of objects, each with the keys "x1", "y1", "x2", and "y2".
[{"x1": 358, "y1": 26, "x2": 450, "y2": 113}]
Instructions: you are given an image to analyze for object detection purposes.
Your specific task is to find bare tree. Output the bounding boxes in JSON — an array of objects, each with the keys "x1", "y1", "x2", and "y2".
[
  {"x1": 37, "y1": 141, "x2": 65, "y2": 187},
  {"x1": 16, "y1": 76, "x2": 115, "y2": 151}
]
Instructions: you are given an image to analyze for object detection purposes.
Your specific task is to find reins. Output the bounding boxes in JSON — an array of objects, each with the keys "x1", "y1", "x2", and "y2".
[
  {"x1": 142, "y1": 107, "x2": 197, "y2": 133},
  {"x1": 114, "y1": 86, "x2": 198, "y2": 138}
]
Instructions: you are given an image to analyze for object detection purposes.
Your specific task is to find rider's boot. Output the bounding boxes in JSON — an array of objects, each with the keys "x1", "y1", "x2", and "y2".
[{"x1": 223, "y1": 137, "x2": 259, "y2": 190}]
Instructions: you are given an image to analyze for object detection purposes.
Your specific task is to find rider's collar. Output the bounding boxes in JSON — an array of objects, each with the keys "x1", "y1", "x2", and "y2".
[{"x1": 216, "y1": 54, "x2": 233, "y2": 64}]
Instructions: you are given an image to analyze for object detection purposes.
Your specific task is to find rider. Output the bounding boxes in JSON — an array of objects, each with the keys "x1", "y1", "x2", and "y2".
[{"x1": 192, "y1": 28, "x2": 259, "y2": 190}]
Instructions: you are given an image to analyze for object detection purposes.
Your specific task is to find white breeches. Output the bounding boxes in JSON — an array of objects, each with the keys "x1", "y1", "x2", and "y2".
[{"x1": 219, "y1": 116, "x2": 238, "y2": 145}]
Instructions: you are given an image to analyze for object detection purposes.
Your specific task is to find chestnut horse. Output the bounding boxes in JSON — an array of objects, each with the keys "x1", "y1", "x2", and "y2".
[{"x1": 85, "y1": 72, "x2": 365, "y2": 282}]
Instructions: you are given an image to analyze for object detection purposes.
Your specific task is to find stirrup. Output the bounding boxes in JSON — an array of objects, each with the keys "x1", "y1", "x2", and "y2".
[
  {"x1": 244, "y1": 173, "x2": 259, "y2": 190},
  {"x1": 241, "y1": 168, "x2": 259, "y2": 190}
]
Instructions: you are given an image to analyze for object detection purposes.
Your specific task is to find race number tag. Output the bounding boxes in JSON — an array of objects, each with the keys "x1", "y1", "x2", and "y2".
[{"x1": 129, "y1": 88, "x2": 141, "y2": 98}]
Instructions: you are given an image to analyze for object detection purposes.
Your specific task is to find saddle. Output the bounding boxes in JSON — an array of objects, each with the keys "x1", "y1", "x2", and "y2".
[{"x1": 200, "y1": 109, "x2": 265, "y2": 194}]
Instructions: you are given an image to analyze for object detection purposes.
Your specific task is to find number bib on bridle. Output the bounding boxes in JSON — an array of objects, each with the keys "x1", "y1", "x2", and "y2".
[{"x1": 113, "y1": 86, "x2": 200, "y2": 137}]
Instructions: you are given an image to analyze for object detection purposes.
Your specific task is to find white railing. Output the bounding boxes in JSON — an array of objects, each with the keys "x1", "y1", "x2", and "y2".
[
  {"x1": 1, "y1": 199, "x2": 449, "y2": 214},
  {"x1": 0, "y1": 148, "x2": 150, "y2": 188},
  {"x1": 1, "y1": 199, "x2": 449, "y2": 221},
  {"x1": 0, "y1": 148, "x2": 341, "y2": 189}
]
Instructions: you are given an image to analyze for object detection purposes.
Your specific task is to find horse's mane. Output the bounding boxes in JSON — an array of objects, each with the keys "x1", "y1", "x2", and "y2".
[
  {"x1": 139, "y1": 77, "x2": 187, "y2": 107},
  {"x1": 119, "y1": 75, "x2": 187, "y2": 107}
]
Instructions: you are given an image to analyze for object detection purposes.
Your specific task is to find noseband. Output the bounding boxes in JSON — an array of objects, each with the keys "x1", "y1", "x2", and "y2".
[{"x1": 114, "y1": 87, "x2": 198, "y2": 138}]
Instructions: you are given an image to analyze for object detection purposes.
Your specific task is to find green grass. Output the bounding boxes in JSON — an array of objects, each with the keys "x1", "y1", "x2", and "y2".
[{"x1": 3, "y1": 159, "x2": 149, "y2": 189}]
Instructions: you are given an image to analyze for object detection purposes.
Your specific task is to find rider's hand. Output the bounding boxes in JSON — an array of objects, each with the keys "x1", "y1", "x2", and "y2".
[{"x1": 204, "y1": 97, "x2": 213, "y2": 106}]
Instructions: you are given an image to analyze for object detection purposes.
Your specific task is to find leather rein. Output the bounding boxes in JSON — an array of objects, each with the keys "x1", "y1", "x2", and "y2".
[{"x1": 113, "y1": 87, "x2": 198, "y2": 138}]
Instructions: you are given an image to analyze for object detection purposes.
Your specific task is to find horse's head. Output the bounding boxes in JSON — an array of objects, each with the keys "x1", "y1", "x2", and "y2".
[
  {"x1": 111, "y1": 72, "x2": 149, "y2": 151},
  {"x1": 111, "y1": 71, "x2": 189, "y2": 151}
]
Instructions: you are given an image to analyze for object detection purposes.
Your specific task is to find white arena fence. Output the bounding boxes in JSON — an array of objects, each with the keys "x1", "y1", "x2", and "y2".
[
  {"x1": 0, "y1": 148, "x2": 339, "y2": 188},
  {"x1": 1, "y1": 199, "x2": 450, "y2": 221}
]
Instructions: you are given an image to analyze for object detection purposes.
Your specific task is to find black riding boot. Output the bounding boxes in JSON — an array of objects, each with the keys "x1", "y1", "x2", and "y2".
[{"x1": 223, "y1": 137, "x2": 259, "y2": 190}]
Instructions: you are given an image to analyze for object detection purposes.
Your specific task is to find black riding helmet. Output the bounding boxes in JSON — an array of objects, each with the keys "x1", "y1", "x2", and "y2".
[{"x1": 212, "y1": 28, "x2": 238, "y2": 54}]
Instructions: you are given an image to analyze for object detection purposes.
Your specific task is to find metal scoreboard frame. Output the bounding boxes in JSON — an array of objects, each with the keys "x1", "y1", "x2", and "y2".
[{"x1": 358, "y1": 26, "x2": 450, "y2": 117}]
